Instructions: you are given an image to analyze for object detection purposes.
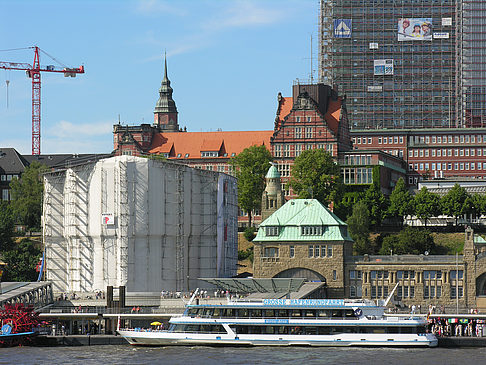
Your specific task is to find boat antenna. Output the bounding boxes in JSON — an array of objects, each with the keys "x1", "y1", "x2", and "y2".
[
  {"x1": 187, "y1": 288, "x2": 199, "y2": 305},
  {"x1": 383, "y1": 282, "x2": 400, "y2": 307}
]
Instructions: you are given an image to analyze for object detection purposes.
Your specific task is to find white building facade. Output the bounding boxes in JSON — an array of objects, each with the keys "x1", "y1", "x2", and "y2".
[{"x1": 43, "y1": 156, "x2": 238, "y2": 294}]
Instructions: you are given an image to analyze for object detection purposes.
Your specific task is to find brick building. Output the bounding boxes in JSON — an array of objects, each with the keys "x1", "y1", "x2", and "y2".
[{"x1": 112, "y1": 60, "x2": 407, "y2": 210}]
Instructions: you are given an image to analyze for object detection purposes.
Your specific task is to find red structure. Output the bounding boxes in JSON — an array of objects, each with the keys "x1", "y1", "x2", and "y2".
[
  {"x1": 0, "y1": 46, "x2": 84, "y2": 155},
  {"x1": 0, "y1": 303, "x2": 40, "y2": 346}
]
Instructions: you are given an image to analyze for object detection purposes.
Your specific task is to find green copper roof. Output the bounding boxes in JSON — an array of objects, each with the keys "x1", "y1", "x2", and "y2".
[
  {"x1": 266, "y1": 164, "x2": 280, "y2": 179},
  {"x1": 255, "y1": 199, "x2": 353, "y2": 242},
  {"x1": 475, "y1": 235, "x2": 486, "y2": 244}
]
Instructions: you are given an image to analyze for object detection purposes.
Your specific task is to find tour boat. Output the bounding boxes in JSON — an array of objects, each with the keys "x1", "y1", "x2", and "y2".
[{"x1": 118, "y1": 289, "x2": 437, "y2": 347}]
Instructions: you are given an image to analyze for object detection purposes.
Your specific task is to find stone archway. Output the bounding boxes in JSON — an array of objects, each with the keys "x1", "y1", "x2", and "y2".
[
  {"x1": 476, "y1": 272, "x2": 486, "y2": 296},
  {"x1": 273, "y1": 267, "x2": 326, "y2": 283}
]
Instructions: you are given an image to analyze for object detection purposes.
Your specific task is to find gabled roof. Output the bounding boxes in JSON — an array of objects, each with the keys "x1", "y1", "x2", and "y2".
[
  {"x1": 255, "y1": 199, "x2": 353, "y2": 242},
  {"x1": 149, "y1": 131, "x2": 273, "y2": 158},
  {"x1": 276, "y1": 96, "x2": 293, "y2": 128},
  {"x1": 0, "y1": 148, "x2": 29, "y2": 174},
  {"x1": 200, "y1": 139, "x2": 223, "y2": 151}
]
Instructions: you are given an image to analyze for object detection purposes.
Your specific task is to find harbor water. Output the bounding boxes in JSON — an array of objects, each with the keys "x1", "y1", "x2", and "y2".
[{"x1": 1, "y1": 346, "x2": 486, "y2": 365}]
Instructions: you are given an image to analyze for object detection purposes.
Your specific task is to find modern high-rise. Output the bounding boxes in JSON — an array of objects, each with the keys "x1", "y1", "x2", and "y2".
[{"x1": 319, "y1": 0, "x2": 486, "y2": 130}]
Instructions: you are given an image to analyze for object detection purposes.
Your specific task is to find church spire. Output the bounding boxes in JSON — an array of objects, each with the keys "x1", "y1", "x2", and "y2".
[{"x1": 154, "y1": 52, "x2": 179, "y2": 132}]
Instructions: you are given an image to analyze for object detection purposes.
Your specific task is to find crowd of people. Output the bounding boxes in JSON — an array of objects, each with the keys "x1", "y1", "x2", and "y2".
[{"x1": 428, "y1": 317, "x2": 484, "y2": 337}]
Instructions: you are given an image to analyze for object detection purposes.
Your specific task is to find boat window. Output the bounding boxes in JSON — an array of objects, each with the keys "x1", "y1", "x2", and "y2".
[
  {"x1": 344, "y1": 309, "x2": 356, "y2": 318},
  {"x1": 173, "y1": 325, "x2": 186, "y2": 332},
  {"x1": 249, "y1": 326, "x2": 262, "y2": 334},
  {"x1": 387, "y1": 327, "x2": 399, "y2": 334},
  {"x1": 401, "y1": 327, "x2": 414, "y2": 334},
  {"x1": 332, "y1": 309, "x2": 344, "y2": 318},
  {"x1": 249, "y1": 309, "x2": 262, "y2": 317},
  {"x1": 276, "y1": 326, "x2": 288, "y2": 334},
  {"x1": 417, "y1": 326, "x2": 426, "y2": 334},
  {"x1": 265, "y1": 326, "x2": 275, "y2": 334},
  {"x1": 213, "y1": 308, "x2": 221, "y2": 317},
  {"x1": 223, "y1": 308, "x2": 235, "y2": 317},
  {"x1": 318, "y1": 327, "x2": 331, "y2": 335},
  {"x1": 203, "y1": 308, "x2": 213, "y2": 317},
  {"x1": 304, "y1": 310, "x2": 315, "y2": 318},
  {"x1": 317, "y1": 309, "x2": 330, "y2": 318},
  {"x1": 276, "y1": 309, "x2": 289, "y2": 317},
  {"x1": 264, "y1": 309, "x2": 275, "y2": 317},
  {"x1": 371, "y1": 328, "x2": 385, "y2": 334},
  {"x1": 304, "y1": 327, "x2": 317, "y2": 335},
  {"x1": 186, "y1": 324, "x2": 199, "y2": 332},
  {"x1": 290, "y1": 309, "x2": 302, "y2": 317},
  {"x1": 237, "y1": 308, "x2": 249, "y2": 317},
  {"x1": 187, "y1": 308, "x2": 198, "y2": 316},
  {"x1": 290, "y1": 326, "x2": 302, "y2": 335},
  {"x1": 211, "y1": 325, "x2": 225, "y2": 333},
  {"x1": 334, "y1": 327, "x2": 357, "y2": 334},
  {"x1": 235, "y1": 325, "x2": 248, "y2": 334}
]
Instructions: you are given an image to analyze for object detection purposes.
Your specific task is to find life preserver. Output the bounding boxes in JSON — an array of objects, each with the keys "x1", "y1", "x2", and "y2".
[{"x1": 354, "y1": 308, "x2": 363, "y2": 317}]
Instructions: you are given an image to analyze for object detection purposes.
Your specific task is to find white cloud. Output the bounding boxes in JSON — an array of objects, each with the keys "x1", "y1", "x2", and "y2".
[
  {"x1": 202, "y1": 1, "x2": 286, "y2": 31},
  {"x1": 48, "y1": 120, "x2": 113, "y2": 139}
]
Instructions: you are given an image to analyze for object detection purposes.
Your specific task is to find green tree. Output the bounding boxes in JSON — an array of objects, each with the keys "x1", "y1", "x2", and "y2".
[
  {"x1": 467, "y1": 193, "x2": 486, "y2": 220},
  {"x1": 440, "y1": 183, "x2": 470, "y2": 226},
  {"x1": 379, "y1": 228, "x2": 436, "y2": 255},
  {"x1": 1, "y1": 238, "x2": 42, "y2": 282},
  {"x1": 347, "y1": 200, "x2": 371, "y2": 254},
  {"x1": 362, "y1": 183, "x2": 388, "y2": 227},
  {"x1": 230, "y1": 145, "x2": 272, "y2": 227},
  {"x1": 413, "y1": 187, "x2": 440, "y2": 227},
  {"x1": 287, "y1": 149, "x2": 342, "y2": 206},
  {"x1": 10, "y1": 161, "x2": 48, "y2": 230},
  {"x1": 0, "y1": 201, "x2": 15, "y2": 251},
  {"x1": 387, "y1": 177, "x2": 413, "y2": 226}
]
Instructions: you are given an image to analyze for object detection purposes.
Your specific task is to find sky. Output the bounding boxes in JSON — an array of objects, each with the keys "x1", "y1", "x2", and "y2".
[{"x1": 0, "y1": 0, "x2": 317, "y2": 155}]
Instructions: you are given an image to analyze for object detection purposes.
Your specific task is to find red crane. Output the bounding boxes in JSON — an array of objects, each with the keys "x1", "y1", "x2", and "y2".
[{"x1": 0, "y1": 46, "x2": 84, "y2": 155}]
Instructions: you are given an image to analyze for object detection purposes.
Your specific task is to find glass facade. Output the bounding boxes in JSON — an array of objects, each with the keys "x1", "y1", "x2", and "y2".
[{"x1": 320, "y1": 0, "x2": 486, "y2": 130}]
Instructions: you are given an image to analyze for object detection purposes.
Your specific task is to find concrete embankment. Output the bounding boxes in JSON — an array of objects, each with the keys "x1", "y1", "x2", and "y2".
[
  {"x1": 34, "y1": 335, "x2": 127, "y2": 346},
  {"x1": 438, "y1": 336, "x2": 486, "y2": 347}
]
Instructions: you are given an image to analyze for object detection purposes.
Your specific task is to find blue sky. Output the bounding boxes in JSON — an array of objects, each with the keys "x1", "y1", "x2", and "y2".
[{"x1": 0, "y1": 0, "x2": 317, "y2": 154}]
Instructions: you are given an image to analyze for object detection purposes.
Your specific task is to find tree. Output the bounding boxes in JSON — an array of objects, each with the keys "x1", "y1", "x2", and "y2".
[
  {"x1": 1, "y1": 238, "x2": 42, "y2": 282},
  {"x1": 440, "y1": 183, "x2": 470, "y2": 226},
  {"x1": 467, "y1": 193, "x2": 486, "y2": 221},
  {"x1": 413, "y1": 187, "x2": 440, "y2": 227},
  {"x1": 379, "y1": 228, "x2": 436, "y2": 255},
  {"x1": 10, "y1": 161, "x2": 48, "y2": 230},
  {"x1": 230, "y1": 145, "x2": 272, "y2": 227},
  {"x1": 347, "y1": 200, "x2": 372, "y2": 254},
  {"x1": 362, "y1": 183, "x2": 388, "y2": 227},
  {"x1": 287, "y1": 149, "x2": 342, "y2": 206},
  {"x1": 0, "y1": 201, "x2": 15, "y2": 251},
  {"x1": 387, "y1": 177, "x2": 413, "y2": 226}
]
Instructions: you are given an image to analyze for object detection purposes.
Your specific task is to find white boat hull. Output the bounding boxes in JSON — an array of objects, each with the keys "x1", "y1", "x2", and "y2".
[{"x1": 118, "y1": 330, "x2": 438, "y2": 347}]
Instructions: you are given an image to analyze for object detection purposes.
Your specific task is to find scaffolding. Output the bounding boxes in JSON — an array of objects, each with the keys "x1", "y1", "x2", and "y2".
[{"x1": 321, "y1": 0, "x2": 459, "y2": 129}]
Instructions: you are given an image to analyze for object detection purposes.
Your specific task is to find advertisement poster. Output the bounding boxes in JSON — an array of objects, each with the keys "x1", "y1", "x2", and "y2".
[
  {"x1": 374, "y1": 59, "x2": 394, "y2": 76},
  {"x1": 398, "y1": 18, "x2": 432, "y2": 41}
]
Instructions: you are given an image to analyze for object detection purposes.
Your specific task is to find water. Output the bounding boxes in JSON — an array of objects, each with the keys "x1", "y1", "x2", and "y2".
[{"x1": 1, "y1": 346, "x2": 485, "y2": 365}]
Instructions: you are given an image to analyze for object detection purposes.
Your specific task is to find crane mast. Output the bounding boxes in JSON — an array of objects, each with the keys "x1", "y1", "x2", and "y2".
[{"x1": 0, "y1": 46, "x2": 84, "y2": 155}]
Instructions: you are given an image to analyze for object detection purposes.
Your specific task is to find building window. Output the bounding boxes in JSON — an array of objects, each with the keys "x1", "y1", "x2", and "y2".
[
  {"x1": 327, "y1": 245, "x2": 333, "y2": 257},
  {"x1": 289, "y1": 245, "x2": 295, "y2": 258},
  {"x1": 350, "y1": 286, "x2": 356, "y2": 297},
  {"x1": 301, "y1": 226, "x2": 323, "y2": 236},
  {"x1": 295, "y1": 127, "x2": 302, "y2": 139},
  {"x1": 333, "y1": 270, "x2": 337, "y2": 281},
  {"x1": 2, "y1": 189, "x2": 10, "y2": 201},
  {"x1": 320, "y1": 245, "x2": 326, "y2": 258},
  {"x1": 449, "y1": 270, "x2": 464, "y2": 280},
  {"x1": 265, "y1": 226, "x2": 280, "y2": 236},
  {"x1": 308, "y1": 245, "x2": 314, "y2": 258},
  {"x1": 263, "y1": 247, "x2": 279, "y2": 258}
]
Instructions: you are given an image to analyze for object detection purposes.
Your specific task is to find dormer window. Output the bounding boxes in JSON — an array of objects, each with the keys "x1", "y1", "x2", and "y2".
[
  {"x1": 301, "y1": 226, "x2": 323, "y2": 236},
  {"x1": 231, "y1": 153, "x2": 236, "y2": 157},
  {"x1": 177, "y1": 153, "x2": 182, "y2": 158},
  {"x1": 265, "y1": 226, "x2": 280, "y2": 236},
  {"x1": 201, "y1": 151, "x2": 219, "y2": 157},
  {"x1": 185, "y1": 153, "x2": 190, "y2": 158}
]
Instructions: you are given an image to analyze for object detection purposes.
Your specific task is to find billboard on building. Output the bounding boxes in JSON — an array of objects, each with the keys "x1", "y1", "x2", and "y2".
[
  {"x1": 398, "y1": 18, "x2": 432, "y2": 41},
  {"x1": 433, "y1": 32, "x2": 449, "y2": 39},
  {"x1": 334, "y1": 19, "x2": 352, "y2": 38},
  {"x1": 374, "y1": 59, "x2": 394, "y2": 76}
]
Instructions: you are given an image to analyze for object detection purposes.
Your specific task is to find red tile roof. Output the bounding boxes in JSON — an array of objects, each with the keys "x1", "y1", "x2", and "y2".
[
  {"x1": 149, "y1": 130, "x2": 273, "y2": 158},
  {"x1": 324, "y1": 97, "x2": 342, "y2": 135},
  {"x1": 276, "y1": 97, "x2": 293, "y2": 129}
]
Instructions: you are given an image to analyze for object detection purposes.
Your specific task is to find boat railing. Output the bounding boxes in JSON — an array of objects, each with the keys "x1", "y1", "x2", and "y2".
[{"x1": 186, "y1": 314, "x2": 359, "y2": 320}]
